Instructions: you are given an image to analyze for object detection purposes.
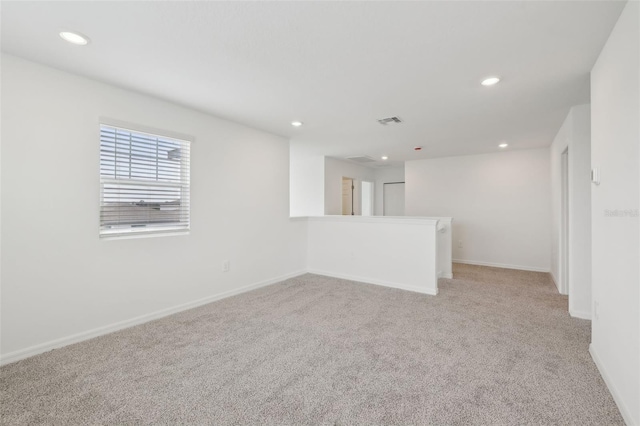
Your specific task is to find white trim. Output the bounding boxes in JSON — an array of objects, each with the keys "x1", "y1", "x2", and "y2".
[
  {"x1": 453, "y1": 259, "x2": 550, "y2": 273},
  {"x1": 0, "y1": 270, "x2": 306, "y2": 366},
  {"x1": 99, "y1": 117, "x2": 195, "y2": 143},
  {"x1": 306, "y1": 215, "x2": 439, "y2": 227},
  {"x1": 589, "y1": 344, "x2": 635, "y2": 426},
  {"x1": 100, "y1": 230, "x2": 190, "y2": 241},
  {"x1": 568, "y1": 308, "x2": 592, "y2": 320},
  {"x1": 307, "y1": 269, "x2": 438, "y2": 296},
  {"x1": 439, "y1": 272, "x2": 454, "y2": 279}
]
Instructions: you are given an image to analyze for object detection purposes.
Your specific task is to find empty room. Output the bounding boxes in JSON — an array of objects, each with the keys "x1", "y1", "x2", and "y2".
[{"x1": 1, "y1": 1, "x2": 639, "y2": 425}]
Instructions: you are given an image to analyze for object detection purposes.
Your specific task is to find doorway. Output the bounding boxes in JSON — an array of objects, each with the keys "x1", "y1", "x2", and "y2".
[
  {"x1": 383, "y1": 182, "x2": 405, "y2": 216},
  {"x1": 342, "y1": 177, "x2": 354, "y2": 215},
  {"x1": 560, "y1": 148, "x2": 569, "y2": 294}
]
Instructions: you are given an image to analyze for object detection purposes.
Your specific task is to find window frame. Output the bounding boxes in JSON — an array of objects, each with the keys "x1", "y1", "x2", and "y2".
[{"x1": 98, "y1": 118, "x2": 193, "y2": 239}]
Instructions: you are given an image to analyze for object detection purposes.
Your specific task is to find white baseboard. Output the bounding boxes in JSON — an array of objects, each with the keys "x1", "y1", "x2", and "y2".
[
  {"x1": 307, "y1": 269, "x2": 438, "y2": 296},
  {"x1": 569, "y1": 308, "x2": 592, "y2": 320},
  {"x1": 452, "y1": 259, "x2": 550, "y2": 273},
  {"x1": 0, "y1": 270, "x2": 307, "y2": 366},
  {"x1": 439, "y1": 272, "x2": 453, "y2": 279},
  {"x1": 589, "y1": 344, "x2": 636, "y2": 426}
]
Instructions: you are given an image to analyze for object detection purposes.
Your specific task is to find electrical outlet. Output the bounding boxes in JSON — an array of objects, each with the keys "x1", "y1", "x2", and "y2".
[
  {"x1": 222, "y1": 260, "x2": 230, "y2": 272},
  {"x1": 594, "y1": 300, "x2": 599, "y2": 320},
  {"x1": 458, "y1": 240, "x2": 463, "y2": 249}
]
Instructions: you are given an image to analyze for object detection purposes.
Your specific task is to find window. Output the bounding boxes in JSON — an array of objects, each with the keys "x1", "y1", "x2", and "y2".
[{"x1": 99, "y1": 124, "x2": 191, "y2": 237}]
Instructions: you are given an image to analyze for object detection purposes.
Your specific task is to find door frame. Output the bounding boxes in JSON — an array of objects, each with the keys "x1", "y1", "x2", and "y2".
[{"x1": 342, "y1": 176, "x2": 354, "y2": 215}]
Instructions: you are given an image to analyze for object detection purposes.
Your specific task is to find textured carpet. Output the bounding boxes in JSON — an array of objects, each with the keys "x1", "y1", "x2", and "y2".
[{"x1": 1, "y1": 264, "x2": 623, "y2": 425}]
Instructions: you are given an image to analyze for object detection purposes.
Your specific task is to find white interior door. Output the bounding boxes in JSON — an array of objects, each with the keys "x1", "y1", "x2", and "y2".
[{"x1": 383, "y1": 182, "x2": 405, "y2": 216}]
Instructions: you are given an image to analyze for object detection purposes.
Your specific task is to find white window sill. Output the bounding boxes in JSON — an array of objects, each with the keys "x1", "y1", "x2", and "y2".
[{"x1": 100, "y1": 229, "x2": 190, "y2": 241}]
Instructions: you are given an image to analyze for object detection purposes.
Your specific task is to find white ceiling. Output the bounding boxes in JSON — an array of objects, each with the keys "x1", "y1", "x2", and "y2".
[{"x1": 1, "y1": 1, "x2": 626, "y2": 164}]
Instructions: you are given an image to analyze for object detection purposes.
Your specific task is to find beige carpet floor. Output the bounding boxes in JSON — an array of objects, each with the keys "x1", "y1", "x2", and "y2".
[{"x1": 0, "y1": 264, "x2": 623, "y2": 425}]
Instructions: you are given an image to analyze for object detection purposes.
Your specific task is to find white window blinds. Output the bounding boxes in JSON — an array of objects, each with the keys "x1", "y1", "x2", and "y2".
[{"x1": 99, "y1": 124, "x2": 191, "y2": 237}]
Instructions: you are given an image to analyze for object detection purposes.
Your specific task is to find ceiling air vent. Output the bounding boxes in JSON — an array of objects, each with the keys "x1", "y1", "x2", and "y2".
[
  {"x1": 377, "y1": 116, "x2": 402, "y2": 125},
  {"x1": 346, "y1": 156, "x2": 377, "y2": 164}
]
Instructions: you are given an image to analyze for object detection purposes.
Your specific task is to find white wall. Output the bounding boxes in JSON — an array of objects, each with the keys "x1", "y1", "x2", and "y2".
[
  {"x1": 0, "y1": 55, "x2": 307, "y2": 362},
  {"x1": 374, "y1": 165, "x2": 405, "y2": 216},
  {"x1": 590, "y1": 2, "x2": 639, "y2": 424},
  {"x1": 324, "y1": 157, "x2": 376, "y2": 215},
  {"x1": 306, "y1": 216, "x2": 439, "y2": 295},
  {"x1": 290, "y1": 142, "x2": 324, "y2": 216},
  {"x1": 549, "y1": 104, "x2": 592, "y2": 318},
  {"x1": 405, "y1": 148, "x2": 551, "y2": 272}
]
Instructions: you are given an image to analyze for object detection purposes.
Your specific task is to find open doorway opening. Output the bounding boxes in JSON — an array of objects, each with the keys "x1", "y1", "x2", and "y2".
[
  {"x1": 361, "y1": 181, "x2": 374, "y2": 216},
  {"x1": 342, "y1": 177, "x2": 354, "y2": 215},
  {"x1": 560, "y1": 148, "x2": 569, "y2": 295}
]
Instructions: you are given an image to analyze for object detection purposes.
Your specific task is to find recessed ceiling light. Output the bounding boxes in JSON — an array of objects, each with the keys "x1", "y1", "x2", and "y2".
[
  {"x1": 481, "y1": 77, "x2": 500, "y2": 86},
  {"x1": 381, "y1": 156, "x2": 389, "y2": 160},
  {"x1": 291, "y1": 121, "x2": 303, "y2": 127},
  {"x1": 59, "y1": 31, "x2": 90, "y2": 46},
  {"x1": 499, "y1": 143, "x2": 509, "y2": 148}
]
